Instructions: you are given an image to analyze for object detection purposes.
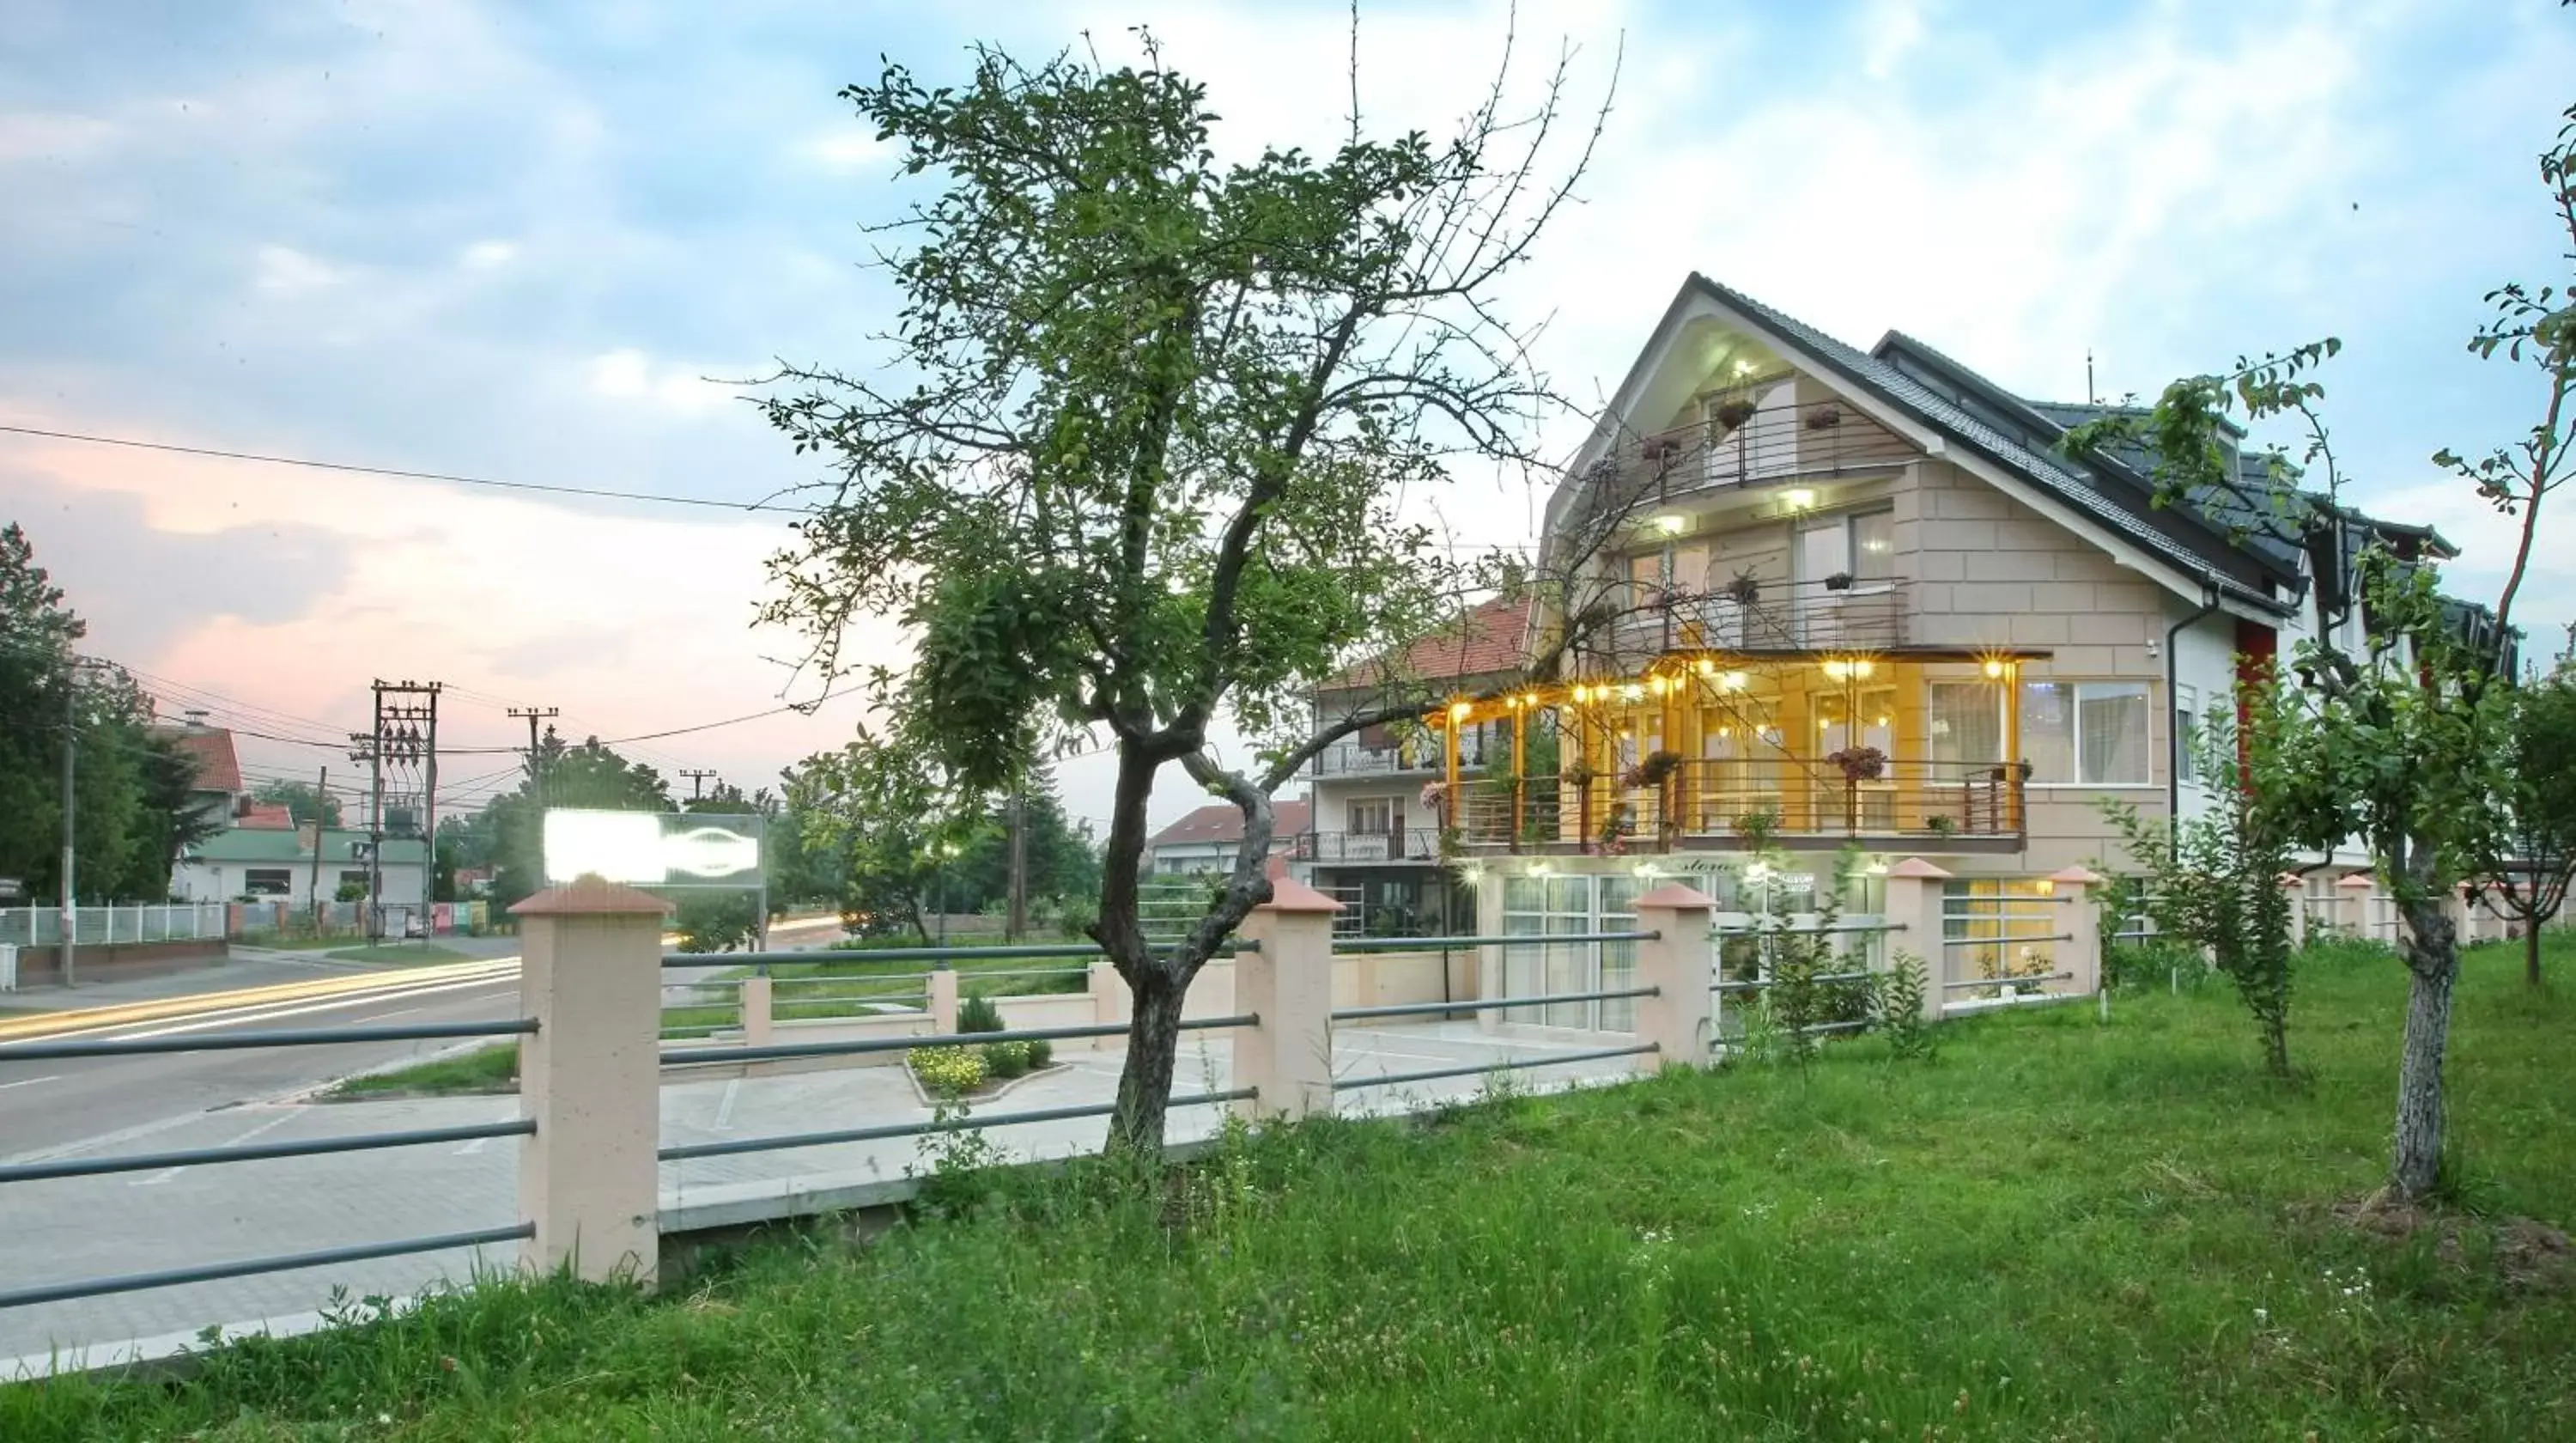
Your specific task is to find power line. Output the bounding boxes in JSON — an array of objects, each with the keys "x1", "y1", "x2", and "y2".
[{"x1": 0, "y1": 423, "x2": 814, "y2": 516}]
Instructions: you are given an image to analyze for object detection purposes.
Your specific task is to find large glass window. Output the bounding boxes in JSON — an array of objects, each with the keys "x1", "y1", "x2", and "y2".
[
  {"x1": 1927, "y1": 681, "x2": 2005, "y2": 767},
  {"x1": 2022, "y1": 680, "x2": 2153, "y2": 785},
  {"x1": 2173, "y1": 685, "x2": 2200, "y2": 785},
  {"x1": 1499, "y1": 873, "x2": 1643, "y2": 1032}
]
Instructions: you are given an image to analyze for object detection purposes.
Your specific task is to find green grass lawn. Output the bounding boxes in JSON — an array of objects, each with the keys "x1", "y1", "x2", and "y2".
[
  {"x1": 10, "y1": 937, "x2": 2574, "y2": 1440},
  {"x1": 659, "y1": 947, "x2": 1092, "y2": 1037},
  {"x1": 320, "y1": 1044, "x2": 519, "y2": 1099}
]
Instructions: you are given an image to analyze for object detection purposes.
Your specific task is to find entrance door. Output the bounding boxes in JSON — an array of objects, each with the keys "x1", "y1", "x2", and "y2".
[{"x1": 1498, "y1": 873, "x2": 1643, "y2": 1032}]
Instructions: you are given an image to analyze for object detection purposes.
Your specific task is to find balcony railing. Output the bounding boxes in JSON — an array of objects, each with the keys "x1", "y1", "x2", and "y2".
[
  {"x1": 1314, "y1": 738, "x2": 1493, "y2": 777},
  {"x1": 1449, "y1": 757, "x2": 2024, "y2": 854},
  {"x1": 1601, "y1": 576, "x2": 1909, "y2": 660},
  {"x1": 1609, "y1": 400, "x2": 1917, "y2": 496},
  {"x1": 1297, "y1": 829, "x2": 1443, "y2": 864}
]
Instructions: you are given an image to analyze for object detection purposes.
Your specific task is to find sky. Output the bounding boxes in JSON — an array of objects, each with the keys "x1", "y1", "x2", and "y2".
[{"x1": 3, "y1": 0, "x2": 2572, "y2": 834}]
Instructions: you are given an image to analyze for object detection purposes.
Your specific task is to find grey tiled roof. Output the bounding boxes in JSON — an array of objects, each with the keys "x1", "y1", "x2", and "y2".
[{"x1": 1686, "y1": 275, "x2": 2300, "y2": 614}]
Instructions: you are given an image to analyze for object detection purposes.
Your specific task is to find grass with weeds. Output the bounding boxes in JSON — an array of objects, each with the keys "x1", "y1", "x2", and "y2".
[
  {"x1": 325, "y1": 942, "x2": 472, "y2": 965},
  {"x1": 9, "y1": 938, "x2": 2575, "y2": 1440},
  {"x1": 321, "y1": 1044, "x2": 519, "y2": 1099}
]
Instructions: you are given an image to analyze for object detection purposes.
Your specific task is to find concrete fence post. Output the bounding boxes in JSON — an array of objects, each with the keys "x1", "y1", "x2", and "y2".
[
  {"x1": 739, "y1": 972, "x2": 774, "y2": 1046},
  {"x1": 2047, "y1": 866, "x2": 2103, "y2": 996},
  {"x1": 510, "y1": 875, "x2": 671, "y2": 1288},
  {"x1": 1231, "y1": 877, "x2": 1341, "y2": 1123},
  {"x1": 1631, "y1": 883, "x2": 1717, "y2": 1069},
  {"x1": 928, "y1": 968, "x2": 959, "y2": 1035},
  {"x1": 1882, "y1": 857, "x2": 1953, "y2": 1021},
  {"x1": 1089, "y1": 959, "x2": 1130, "y2": 1049}
]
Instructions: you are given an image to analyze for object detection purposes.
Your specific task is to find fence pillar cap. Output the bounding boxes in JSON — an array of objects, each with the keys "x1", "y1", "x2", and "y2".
[
  {"x1": 2046, "y1": 865, "x2": 2102, "y2": 886},
  {"x1": 1886, "y1": 857, "x2": 1953, "y2": 880},
  {"x1": 2335, "y1": 872, "x2": 2375, "y2": 890},
  {"x1": 1633, "y1": 881, "x2": 1717, "y2": 910},
  {"x1": 509, "y1": 874, "x2": 675, "y2": 917},
  {"x1": 1255, "y1": 876, "x2": 1345, "y2": 915},
  {"x1": 2275, "y1": 871, "x2": 2306, "y2": 887}
]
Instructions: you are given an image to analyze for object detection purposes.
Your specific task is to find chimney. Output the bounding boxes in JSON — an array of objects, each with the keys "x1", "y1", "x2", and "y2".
[{"x1": 184, "y1": 709, "x2": 211, "y2": 730}]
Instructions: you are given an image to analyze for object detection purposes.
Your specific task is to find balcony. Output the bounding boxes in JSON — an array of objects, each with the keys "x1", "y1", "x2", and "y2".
[
  {"x1": 1448, "y1": 756, "x2": 2025, "y2": 855},
  {"x1": 1315, "y1": 735, "x2": 1494, "y2": 777},
  {"x1": 1296, "y1": 829, "x2": 1443, "y2": 865},
  {"x1": 1602, "y1": 576, "x2": 1909, "y2": 662},
  {"x1": 1619, "y1": 398, "x2": 1917, "y2": 495}
]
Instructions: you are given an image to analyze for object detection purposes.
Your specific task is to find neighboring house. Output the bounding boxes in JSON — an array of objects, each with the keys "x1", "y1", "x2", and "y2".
[
  {"x1": 1388, "y1": 273, "x2": 2473, "y2": 984},
  {"x1": 172, "y1": 826, "x2": 429, "y2": 911},
  {"x1": 1298, "y1": 594, "x2": 1534, "y2": 935},
  {"x1": 152, "y1": 718, "x2": 245, "y2": 833},
  {"x1": 1145, "y1": 799, "x2": 1312, "y2": 877}
]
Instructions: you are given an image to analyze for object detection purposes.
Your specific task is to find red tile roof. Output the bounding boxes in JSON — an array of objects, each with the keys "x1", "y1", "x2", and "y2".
[
  {"x1": 236, "y1": 802, "x2": 297, "y2": 830},
  {"x1": 155, "y1": 726, "x2": 243, "y2": 795},
  {"x1": 1147, "y1": 798, "x2": 1314, "y2": 849},
  {"x1": 1327, "y1": 595, "x2": 1533, "y2": 689}
]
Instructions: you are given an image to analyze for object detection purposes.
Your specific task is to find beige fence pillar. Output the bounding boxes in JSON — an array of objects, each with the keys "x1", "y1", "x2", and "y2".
[
  {"x1": 2336, "y1": 872, "x2": 2372, "y2": 937},
  {"x1": 928, "y1": 967, "x2": 959, "y2": 1034},
  {"x1": 1631, "y1": 883, "x2": 1717, "y2": 1069},
  {"x1": 2279, "y1": 873, "x2": 2309, "y2": 952},
  {"x1": 1232, "y1": 877, "x2": 1341, "y2": 1123},
  {"x1": 1883, "y1": 857, "x2": 1952, "y2": 1020},
  {"x1": 739, "y1": 972, "x2": 774, "y2": 1046},
  {"x1": 511, "y1": 876, "x2": 671, "y2": 1288},
  {"x1": 1089, "y1": 959, "x2": 1130, "y2": 1049},
  {"x1": 2047, "y1": 866, "x2": 2103, "y2": 995}
]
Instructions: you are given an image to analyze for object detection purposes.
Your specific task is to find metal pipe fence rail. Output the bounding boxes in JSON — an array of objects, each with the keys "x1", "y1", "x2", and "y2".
[
  {"x1": 663, "y1": 941, "x2": 1256, "y2": 968},
  {"x1": 1938, "y1": 932, "x2": 2075, "y2": 947},
  {"x1": 0, "y1": 1016, "x2": 543, "y2": 1312},
  {"x1": 1941, "y1": 971, "x2": 2075, "y2": 990},
  {"x1": 1329, "y1": 931, "x2": 1657, "y2": 954},
  {"x1": 659, "y1": 1014, "x2": 1258, "y2": 1069},
  {"x1": 660, "y1": 1089, "x2": 1259, "y2": 1164},
  {"x1": 1332, "y1": 986, "x2": 1657, "y2": 1024},
  {"x1": 1710, "y1": 922, "x2": 1904, "y2": 937},
  {"x1": 1333, "y1": 1043, "x2": 1662, "y2": 1093},
  {"x1": 1712, "y1": 971, "x2": 1875, "y2": 995}
]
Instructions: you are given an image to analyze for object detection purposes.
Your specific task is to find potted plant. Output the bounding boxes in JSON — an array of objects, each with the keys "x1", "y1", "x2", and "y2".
[
  {"x1": 1822, "y1": 570, "x2": 1855, "y2": 593},
  {"x1": 1732, "y1": 806, "x2": 1782, "y2": 849},
  {"x1": 1596, "y1": 804, "x2": 1633, "y2": 856},
  {"x1": 1724, "y1": 569, "x2": 1762, "y2": 606},
  {"x1": 1419, "y1": 780, "x2": 1449, "y2": 813},
  {"x1": 1987, "y1": 760, "x2": 2035, "y2": 783},
  {"x1": 1563, "y1": 761, "x2": 1595, "y2": 790},
  {"x1": 1620, "y1": 749, "x2": 1685, "y2": 791},
  {"x1": 1713, "y1": 398, "x2": 1758, "y2": 429},
  {"x1": 1826, "y1": 745, "x2": 1886, "y2": 782},
  {"x1": 1925, "y1": 813, "x2": 1960, "y2": 843},
  {"x1": 1805, "y1": 405, "x2": 1843, "y2": 430}
]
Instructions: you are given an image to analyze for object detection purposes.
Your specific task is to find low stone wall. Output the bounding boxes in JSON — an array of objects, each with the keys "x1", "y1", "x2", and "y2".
[{"x1": 1330, "y1": 948, "x2": 1479, "y2": 1024}]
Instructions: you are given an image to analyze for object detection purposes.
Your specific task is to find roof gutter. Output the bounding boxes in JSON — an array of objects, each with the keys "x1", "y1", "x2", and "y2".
[{"x1": 2165, "y1": 574, "x2": 2226, "y2": 859}]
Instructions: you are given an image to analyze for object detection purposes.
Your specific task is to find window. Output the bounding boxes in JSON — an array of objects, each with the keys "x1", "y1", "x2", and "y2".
[
  {"x1": 1927, "y1": 681, "x2": 2006, "y2": 767},
  {"x1": 339, "y1": 870, "x2": 371, "y2": 891},
  {"x1": 2021, "y1": 680, "x2": 2152, "y2": 785},
  {"x1": 2173, "y1": 685, "x2": 2199, "y2": 785},
  {"x1": 244, "y1": 868, "x2": 293, "y2": 897},
  {"x1": 1795, "y1": 508, "x2": 1896, "y2": 588},
  {"x1": 1851, "y1": 509, "x2": 1895, "y2": 583},
  {"x1": 1347, "y1": 798, "x2": 1395, "y2": 836}
]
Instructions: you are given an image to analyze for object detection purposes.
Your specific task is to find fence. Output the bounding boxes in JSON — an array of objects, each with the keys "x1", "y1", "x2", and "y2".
[
  {"x1": 0, "y1": 904, "x2": 227, "y2": 948},
  {"x1": 0, "y1": 871, "x2": 2107, "y2": 1362}
]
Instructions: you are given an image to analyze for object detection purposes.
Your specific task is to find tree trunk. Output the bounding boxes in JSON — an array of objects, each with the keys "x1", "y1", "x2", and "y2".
[
  {"x1": 2530, "y1": 922, "x2": 2545, "y2": 989},
  {"x1": 2391, "y1": 901, "x2": 2459, "y2": 1203},
  {"x1": 1109, "y1": 964, "x2": 1188, "y2": 1156}
]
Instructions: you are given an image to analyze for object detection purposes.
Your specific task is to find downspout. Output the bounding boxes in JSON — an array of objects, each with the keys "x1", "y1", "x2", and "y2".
[{"x1": 2165, "y1": 573, "x2": 2225, "y2": 862}]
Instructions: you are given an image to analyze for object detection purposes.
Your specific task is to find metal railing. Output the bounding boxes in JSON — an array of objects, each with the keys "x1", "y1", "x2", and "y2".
[
  {"x1": 659, "y1": 1014, "x2": 1256, "y2": 1069},
  {"x1": 0, "y1": 1015, "x2": 540, "y2": 1312},
  {"x1": 1334, "y1": 984, "x2": 1656, "y2": 1024},
  {"x1": 1597, "y1": 395, "x2": 1918, "y2": 496},
  {"x1": 1312, "y1": 740, "x2": 1492, "y2": 776},
  {"x1": 660, "y1": 1090, "x2": 1259, "y2": 1163},
  {"x1": 1296, "y1": 829, "x2": 1443, "y2": 864},
  {"x1": 1603, "y1": 575, "x2": 1911, "y2": 659},
  {"x1": 663, "y1": 941, "x2": 1252, "y2": 969},
  {"x1": 1451, "y1": 758, "x2": 2025, "y2": 853},
  {"x1": 0, "y1": 902, "x2": 228, "y2": 947},
  {"x1": 1333, "y1": 930, "x2": 1657, "y2": 954}
]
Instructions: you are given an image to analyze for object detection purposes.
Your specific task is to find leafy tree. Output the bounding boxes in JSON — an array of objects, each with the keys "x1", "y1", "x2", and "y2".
[
  {"x1": 479, "y1": 728, "x2": 675, "y2": 910},
  {"x1": 2474, "y1": 640, "x2": 2576, "y2": 986},
  {"x1": 781, "y1": 734, "x2": 971, "y2": 942},
  {"x1": 759, "y1": 33, "x2": 1611, "y2": 1154},
  {"x1": 941, "y1": 772, "x2": 1101, "y2": 922},
  {"x1": 2101, "y1": 697, "x2": 2300, "y2": 1076},
  {"x1": 255, "y1": 778, "x2": 343, "y2": 828},
  {"x1": 2067, "y1": 97, "x2": 2572, "y2": 1202}
]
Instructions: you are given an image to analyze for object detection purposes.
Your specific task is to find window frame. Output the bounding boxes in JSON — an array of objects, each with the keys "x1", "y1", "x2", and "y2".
[
  {"x1": 2021, "y1": 679, "x2": 2156, "y2": 788},
  {"x1": 243, "y1": 868, "x2": 294, "y2": 897}
]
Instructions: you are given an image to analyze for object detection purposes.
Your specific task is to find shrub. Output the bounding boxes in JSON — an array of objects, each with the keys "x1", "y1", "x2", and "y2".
[
  {"x1": 1026, "y1": 1038, "x2": 1054, "y2": 1069},
  {"x1": 957, "y1": 993, "x2": 1005, "y2": 1034},
  {"x1": 908, "y1": 1045, "x2": 986, "y2": 1097},
  {"x1": 981, "y1": 1039, "x2": 1032, "y2": 1079},
  {"x1": 1872, "y1": 951, "x2": 1937, "y2": 1062}
]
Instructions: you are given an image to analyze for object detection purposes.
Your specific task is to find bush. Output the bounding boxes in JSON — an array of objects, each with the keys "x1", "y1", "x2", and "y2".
[
  {"x1": 908, "y1": 1046, "x2": 986, "y2": 1097},
  {"x1": 957, "y1": 993, "x2": 1005, "y2": 1034},
  {"x1": 981, "y1": 1039, "x2": 1032, "y2": 1080},
  {"x1": 1026, "y1": 1038, "x2": 1054, "y2": 1069}
]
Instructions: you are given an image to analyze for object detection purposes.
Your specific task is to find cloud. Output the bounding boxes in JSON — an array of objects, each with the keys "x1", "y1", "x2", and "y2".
[
  {"x1": 459, "y1": 239, "x2": 517, "y2": 269},
  {"x1": 800, "y1": 129, "x2": 888, "y2": 170},
  {"x1": 584, "y1": 348, "x2": 742, "y2": 418},
  {"x1": 1856, "y1": 0, "x2": 1929, "y2": 80},
  {"x1": 253, "y1": 244, "x2": 349, "y2": 296}
]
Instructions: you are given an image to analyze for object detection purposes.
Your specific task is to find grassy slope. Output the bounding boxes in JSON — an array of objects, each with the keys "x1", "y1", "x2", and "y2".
[
  {"x1": 10, "y1": 939, "x2": 2573, "y2": 1440},
  {"x1": 322, "y1": 1044, "x2": 519, "y2": 1099}
]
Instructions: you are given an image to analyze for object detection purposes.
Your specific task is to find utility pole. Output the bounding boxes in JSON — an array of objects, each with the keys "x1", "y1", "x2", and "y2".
[
  {"x1": 507, "y1": 706, "x2": 559, "y2": 806},
  {"x1": 58, "y1": 666, "x2": 76, "y2": 988},
  {"x1": 1006, "y1": 781, "x2": 1029, "y2": 942},
  {"x1": 306, "y1": 764, "x2": 329, "y2": 930},
  {"x1": 679, "y1": 768, "x2": 717, "y2": 801},
  {"x1": 359, "y1": 680, "x2": 441, "y2": 943}
]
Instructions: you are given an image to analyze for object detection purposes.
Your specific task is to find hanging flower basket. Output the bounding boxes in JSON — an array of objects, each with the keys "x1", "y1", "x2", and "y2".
[
  {"x1": 1724, "y1": 570, "x2": 1762, "y2": 606},
  {"x1": 1827, "y1": 745, "x2": 1886, "y2": 782},
  {"x1": 1419, "y1": 781, "x2": 1449, "y2": 812},
  {"x1": 1823, "y1": 571, "x2": 1855, "y2": 592},
  {"x1": 1805, "y1": 405, "x2": 1844, "y2": 430},
  {"x1": 1620, "y1": 749, "x2": 1685, "y2": 791},
  {"x1": 1563, "y1": 762, "x2": 1595, "y2": 789},
  {"x1": 1714, "y1": 399, "x2": 1758, "y2": 429}
]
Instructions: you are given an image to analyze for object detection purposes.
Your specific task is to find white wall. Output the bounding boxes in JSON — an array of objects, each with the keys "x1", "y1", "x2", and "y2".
[{"x1": 172, "y1": 858, "x2": 426, "y2": 910}]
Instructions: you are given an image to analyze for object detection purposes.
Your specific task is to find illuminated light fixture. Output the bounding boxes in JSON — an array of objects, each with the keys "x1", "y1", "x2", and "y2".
[
  {"x1": 1693, "y1": 658, "x2": 1715, "y2": 676},
  {"x1": 1653, "y1": 513, "x2": 1688, "y2": 537},
  {"x1": 1783, "y1": 488, "x2": 1817, "y2": 510},
  {"x1": 1649, "y1": 675, "x2": 1668, "y2": 697},
  {"x1": 1733, "y1": 358, "x2": 1756, "y2": 376},
  {"x1": 1718, "y1": 727, "x2": 1733, "y2": 739},
  {"x1": 1722, "y1": 671, "x2": 1748, "y2": 691},
  {"x1": 1865, "y1": 859, "x2": 1890, "y2": 876},
  {"x1": 1852, "y1": 660, "x2": 1875, "y2": 679},
  {"x1": 1459, "y1": 862, "x2": 1487, "y2": 886},
  {"x1": 1635, "y1": 861, "x2": 1664, "y2": 880},
  {"x1": 1570, "y1": 684, "x2": 1589, "y2": 704},
  {"x1": 1875, "y1": 715, "x2": 1891, "y2": 728},
  {"x1": 1983, "y1": 658, "x2": 2007, "y2": 679},
  {"x1": 1823, "y1": 660, "x2": 1850, "y2": 681},
  {"x1": 1621, "y1": 683, "x2": 1643, "y2": 702},
  {"x1": 1522, "y1": 693, "x2": 1538, "y2": 709},
  {"x1": 1820, "y1": 717, "x2": 1834, "y2": 731},
  {"x1": 1449, "y1": 701, "x2": 1472, "y2": 721},
  {"x1": 2033, "y1": 878, "x2": 2057, "y2": 896}
]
